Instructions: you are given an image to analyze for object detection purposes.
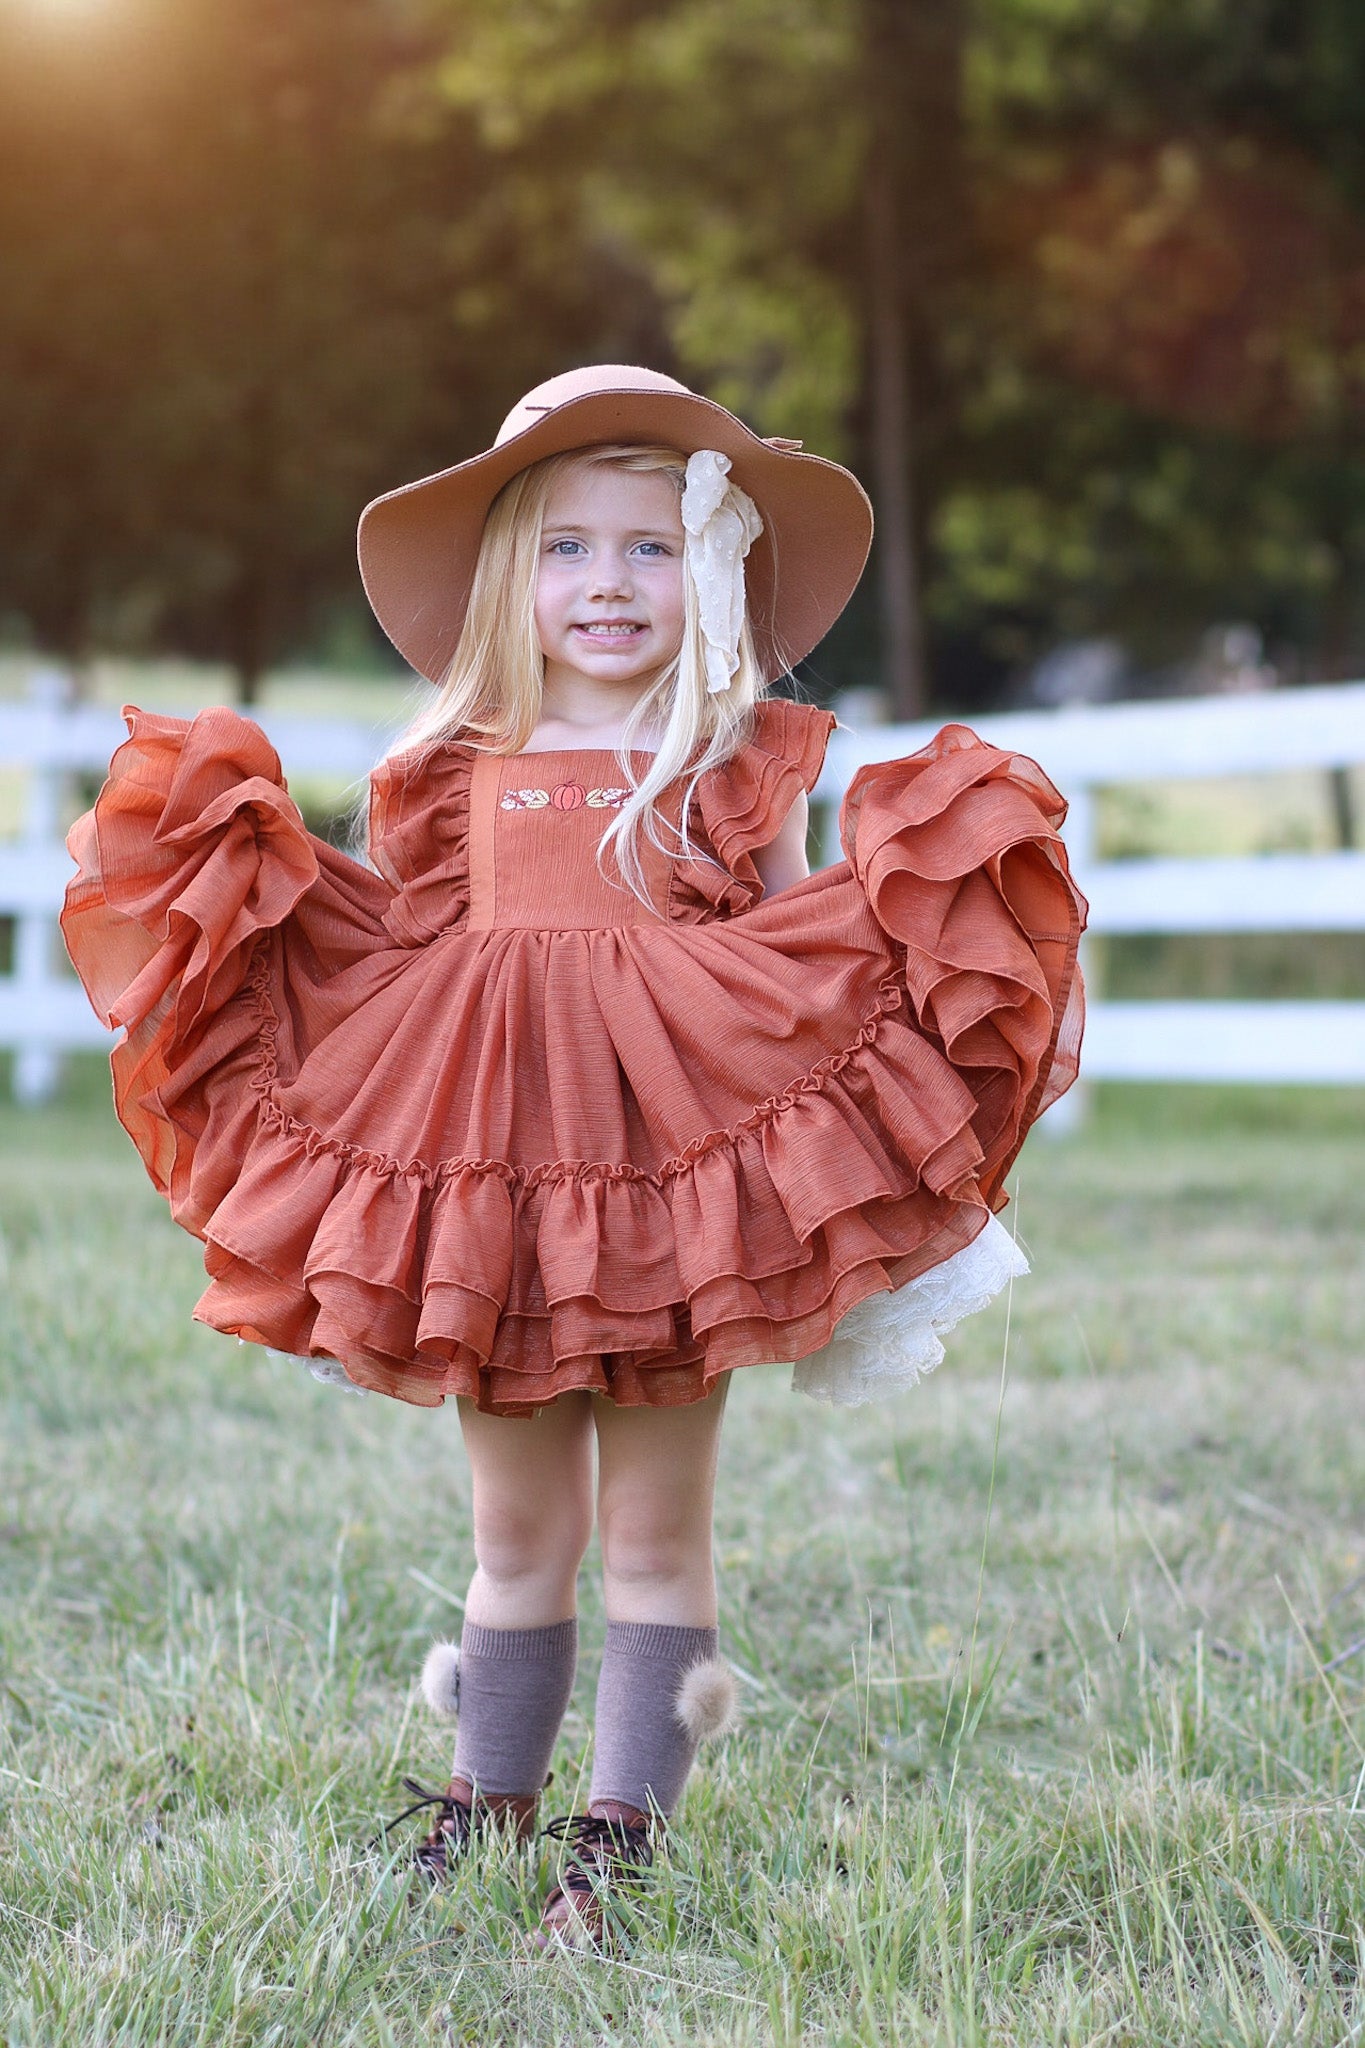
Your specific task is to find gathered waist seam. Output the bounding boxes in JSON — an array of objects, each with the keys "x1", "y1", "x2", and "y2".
[{"x1": 244, "y1": 952, "x2": 909, "y2": 1193}]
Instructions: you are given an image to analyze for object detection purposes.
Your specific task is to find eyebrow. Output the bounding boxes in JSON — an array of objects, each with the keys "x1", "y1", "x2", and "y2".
[{"x1": 541, "y1": 524, "x2": 680, "y2": 541}]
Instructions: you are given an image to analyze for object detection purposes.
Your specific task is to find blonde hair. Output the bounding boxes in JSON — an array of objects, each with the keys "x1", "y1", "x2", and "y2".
[{"x1": 382, "y1": 443, "x2": 770, "y2": 908}]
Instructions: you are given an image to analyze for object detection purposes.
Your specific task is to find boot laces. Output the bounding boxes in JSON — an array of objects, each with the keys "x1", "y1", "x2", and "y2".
[
  {"x1": 369, "y1": 1776, "x2": 474, "y2": 1870},
  {"x1": 542, "y1": 1811, "x2": 653, "y2": 1896}
]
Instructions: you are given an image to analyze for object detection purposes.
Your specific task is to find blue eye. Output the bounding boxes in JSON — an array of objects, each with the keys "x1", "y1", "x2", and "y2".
[
  {"x1": 635, "y1": 542, "x2": 668, "y2": 557},
  {"x1": 548, "y1": 538, "x2": 584, "y2": 556}
]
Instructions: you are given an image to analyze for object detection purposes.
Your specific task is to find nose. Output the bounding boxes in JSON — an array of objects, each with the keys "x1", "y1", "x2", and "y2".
[{"x1": 586, "y1": 549, "x2": 634, "y2": 601}]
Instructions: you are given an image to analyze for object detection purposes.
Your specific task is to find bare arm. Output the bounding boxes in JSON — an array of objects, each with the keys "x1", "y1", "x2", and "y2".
[{"x1": 750, "y1": 790, "x2": 810, "y2": 898}]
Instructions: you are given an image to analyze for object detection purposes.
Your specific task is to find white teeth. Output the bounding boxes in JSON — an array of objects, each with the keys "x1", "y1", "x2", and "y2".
[{"x1": 580, "y1": 624, "x2": 641, "y2": 636}]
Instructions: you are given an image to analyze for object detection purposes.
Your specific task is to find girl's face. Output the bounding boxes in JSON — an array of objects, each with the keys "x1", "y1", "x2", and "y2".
[{"x1": 534, "y1": 464, "x2": 685, "y2": 704}]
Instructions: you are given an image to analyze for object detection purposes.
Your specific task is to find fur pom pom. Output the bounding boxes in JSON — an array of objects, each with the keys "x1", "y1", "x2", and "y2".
[
  {"x1": 420, "y1": 1640, "x2": 461, "y2": 1718},
  {"x1": 673, "y1": 1657, "x2": 739, "y2": 1742}
]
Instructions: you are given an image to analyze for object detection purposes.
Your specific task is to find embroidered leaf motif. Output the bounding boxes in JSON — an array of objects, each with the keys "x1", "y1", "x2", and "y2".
[{"x1": 499, "y1": 786, "x2": 629, "y2": 811}]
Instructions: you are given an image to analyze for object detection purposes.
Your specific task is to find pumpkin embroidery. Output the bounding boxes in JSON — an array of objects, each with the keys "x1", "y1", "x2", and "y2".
[{"x1": 501, "y1": 785, "x2": 630, "y2": 812}]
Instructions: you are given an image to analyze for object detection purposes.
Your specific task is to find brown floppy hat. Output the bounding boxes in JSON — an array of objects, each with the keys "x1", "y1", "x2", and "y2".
[{"x1": 357, "y1": 364, "x2": 873, "y2": 686}]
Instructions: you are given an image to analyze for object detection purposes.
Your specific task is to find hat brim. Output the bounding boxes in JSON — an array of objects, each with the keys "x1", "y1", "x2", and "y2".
[{"x1": 357, "y1": 386, "x2": 873, "y2": 686}]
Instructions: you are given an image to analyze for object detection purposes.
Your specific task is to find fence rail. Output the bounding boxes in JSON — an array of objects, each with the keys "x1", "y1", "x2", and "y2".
[
  {"x1": 3, "y1": 672, "x2": 1364, "y2": 1105},
  {"x1": 0, "y1": 682, "x2": 388, "y2": 1101},
  {"x1": 814, "y1": 681, "x2": 1365, "y2": 1110}
]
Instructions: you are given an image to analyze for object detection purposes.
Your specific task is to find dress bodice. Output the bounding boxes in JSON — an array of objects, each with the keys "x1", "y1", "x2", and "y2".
[
  {"x1": 366, "y1": 699, "x2": 839, "y2": 943},
  {"x1": 469, "y1": 748, "x2": 668, "y2": 929}
]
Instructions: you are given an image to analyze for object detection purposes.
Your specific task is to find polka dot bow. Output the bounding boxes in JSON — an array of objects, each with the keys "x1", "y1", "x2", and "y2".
[{"x1": 681, "y1": 449, "x2": 764, "y2": 694}]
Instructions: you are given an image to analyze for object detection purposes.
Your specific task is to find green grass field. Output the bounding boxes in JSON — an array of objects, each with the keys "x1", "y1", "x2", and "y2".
[{"x1": 3, "y1": 1077, "x2": 1364, "y2": 2045}]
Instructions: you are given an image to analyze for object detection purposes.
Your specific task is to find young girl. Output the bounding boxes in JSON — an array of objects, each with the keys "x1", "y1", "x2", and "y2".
[{"x1": 62, "y1": 364, "x2": 1085, "y2": 1948}]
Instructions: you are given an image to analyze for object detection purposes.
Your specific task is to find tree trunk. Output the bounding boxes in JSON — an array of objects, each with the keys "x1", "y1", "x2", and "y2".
[
  {"x1": 861, "y1": 0, "x2": 965, "y2": 720},
  {"x1": 865, "y1": 144, "x2": 928, "y2": 719},
  {"x1": 231, "y1": 557, "x2": 269, "y2": 707}
]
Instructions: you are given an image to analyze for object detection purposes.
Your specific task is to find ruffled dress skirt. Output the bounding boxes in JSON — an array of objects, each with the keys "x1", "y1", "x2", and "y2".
[{"x1": 61, "y1": 698, "x2": 1085, "y2": 1415}]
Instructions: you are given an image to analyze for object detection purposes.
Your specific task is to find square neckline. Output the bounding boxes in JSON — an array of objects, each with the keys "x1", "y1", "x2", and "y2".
[{"x1": 503, "y1": 745, "x2": 658, "y2": 762}]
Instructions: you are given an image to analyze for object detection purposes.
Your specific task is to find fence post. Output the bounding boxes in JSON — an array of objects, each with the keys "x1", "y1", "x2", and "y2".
[
  {"x1": 13, "y1": 666, "x2": 72, "y2": 1104},
  {"x1": 1038, "y1": 779, "x2": 1096, "y2": 1135}
]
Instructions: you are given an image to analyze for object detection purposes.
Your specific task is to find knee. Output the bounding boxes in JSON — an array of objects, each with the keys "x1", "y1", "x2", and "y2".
[
  {"x1": 473, "y1": 1491, "x2": 593, "y2": 1590},
  {"x1": 598, "y1": 1492, "x2": 707, "y2": 1590}
]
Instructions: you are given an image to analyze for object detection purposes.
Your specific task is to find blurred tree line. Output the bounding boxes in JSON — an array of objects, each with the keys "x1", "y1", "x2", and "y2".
[{"x1": 0, "y1": 0, "x2": 1361, "y2": 709}]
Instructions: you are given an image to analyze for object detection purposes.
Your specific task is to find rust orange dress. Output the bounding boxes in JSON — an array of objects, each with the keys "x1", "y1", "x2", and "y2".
[{"x1": 62, "y1": 697, "x2": 1085, "y2": 1416}]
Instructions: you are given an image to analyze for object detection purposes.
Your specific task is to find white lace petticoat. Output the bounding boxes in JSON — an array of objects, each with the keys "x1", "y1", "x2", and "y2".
[
  {"x1": 273, "y1": 1212, "x2": 1027, "y2": 1410},
  {"x1": 788, "y1": 1212, "x2": 1028, "y2": 1406}
]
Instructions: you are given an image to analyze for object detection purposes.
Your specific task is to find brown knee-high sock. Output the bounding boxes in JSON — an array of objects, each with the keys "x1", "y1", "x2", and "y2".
[
  {"x1": 448, "y1": 1619, "x2": 578, "y2": 1798},
  {"x1": 588, "y1": 1621, "x2": 729, "y2": 1820}
]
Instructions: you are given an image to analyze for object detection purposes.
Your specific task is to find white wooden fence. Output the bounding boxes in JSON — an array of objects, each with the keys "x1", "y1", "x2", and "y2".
[
  {"x1": 817, "y1": 682, "x2": 1365, "y2": 1116},
  {"x1": 2, "y1": 669, "x2": 1363, "y2": 1106},
  {"x1": 0, "y1": 673, "x2": 391, "y2": 1103}
]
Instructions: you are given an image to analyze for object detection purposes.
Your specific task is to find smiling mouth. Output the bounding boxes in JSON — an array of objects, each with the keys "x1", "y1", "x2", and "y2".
[{"x1": 574, "y1": 621, "x2": 646, "y2": 640}]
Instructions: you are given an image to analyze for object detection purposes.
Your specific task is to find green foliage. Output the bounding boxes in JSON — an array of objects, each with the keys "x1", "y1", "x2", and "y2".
[
  {"x1": 436, "y1": 0, "x2": 866, "y2": 454},
  {"x1": 428, "y1": 0, "x2": 1365, "y2": 686},
  {"x1": 2, "y1": 0, "x2": 1365, "y2": 697},
  {"x1": 0, "y1": 0, "x2": 662, "y2": 693},
  {"x1": 959, "y1": 0, "x2": 1365, "y2": 671}
]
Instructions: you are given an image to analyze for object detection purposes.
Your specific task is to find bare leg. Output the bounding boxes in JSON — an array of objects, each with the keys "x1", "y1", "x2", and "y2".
[
  {"x1": 593, "y1": 1377, "x2": 730, "y2": 1624},
  {"x1": 438, "y1": 1393, "x2": 597, "y2": 1810},
  {"x1": 583, "y1": 1378, "x2": 733, "y2": 1822},
  {"x1": 458, "y1": 1392, "x2": 595, "y2": 1626}
]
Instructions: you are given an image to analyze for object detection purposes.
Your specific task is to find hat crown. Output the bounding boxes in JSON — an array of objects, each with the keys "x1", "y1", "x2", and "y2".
[{"x1": 496, "y1": 364, "x2": 692, "y2": 447}]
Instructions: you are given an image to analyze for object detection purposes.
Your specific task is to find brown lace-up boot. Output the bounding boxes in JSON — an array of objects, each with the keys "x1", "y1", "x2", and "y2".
[
  {"x1": 377, "y1": 1774, "x2": 540, "y2": 1885},
  {"x1": 533, "y1": 1799, "x2": 654, "y2": 1950}
]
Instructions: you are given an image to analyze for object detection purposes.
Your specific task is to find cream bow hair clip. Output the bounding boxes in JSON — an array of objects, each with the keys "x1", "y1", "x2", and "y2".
[{"x1": 681, "y1": 450, "x2": 764, "y2": 693}]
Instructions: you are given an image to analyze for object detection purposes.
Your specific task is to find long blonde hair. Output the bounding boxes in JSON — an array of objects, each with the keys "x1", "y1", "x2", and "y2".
[{"x1": 382, "y1": 443, "x2": 770, "y2": 908}]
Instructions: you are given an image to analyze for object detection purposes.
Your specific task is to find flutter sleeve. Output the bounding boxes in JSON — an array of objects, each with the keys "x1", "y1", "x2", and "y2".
[
  {"x1": 367, "y1": 743, "x2": 475, "y2": 945},
  {"x1": 676, "y1": 698, "x2": 836, "y2": 918}
]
